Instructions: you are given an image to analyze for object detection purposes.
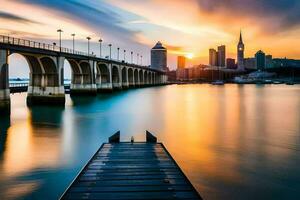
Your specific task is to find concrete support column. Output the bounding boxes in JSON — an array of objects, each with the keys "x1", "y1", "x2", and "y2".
[
  {"x1": 0, "y1": 50, "x2": 10, "y2": 114},
  {"x1": 122, "y1": 67, "x2": 129, "y2": 89},
  {"x1": 128, "y1": 69, "x2": 134, "y2": 88},
  {"x1": 158, "y1": 74, "x2": 161, "y2": 85},
  {"x1": 136, "y1": 70, "x2": 140, "y2": 87},
  {"x1": 27, "y1": 56, "x2": 65, "y2": 105},
  {"x1": 70, "y1": 60, "x2": 97, "y2": 95},
  {"x1": 96, "y1": 63, "x2": 113, "y2": 92},
  {"x1": 140, "y1": 70, "x2": 144, "y2": 87},
  {"x1": 164, "y1": 74, "x2": 168, "y2": 84},
  {"x1": 112, "y1": 65, "x2": 122, "y2": 90}
]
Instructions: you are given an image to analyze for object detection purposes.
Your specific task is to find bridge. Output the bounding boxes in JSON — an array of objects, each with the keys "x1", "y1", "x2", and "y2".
[{"x1": 0, "y1": 35, "x2": 167, "y2": 114}]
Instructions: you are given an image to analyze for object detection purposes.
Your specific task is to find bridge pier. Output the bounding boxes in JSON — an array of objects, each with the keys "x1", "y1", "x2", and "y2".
[
  {"x1": 27, "y1": 56, "x2": 65, "y2": 106},
  {"x1": 70, "y1": 60, "x2": 97, "y2": 95},
  {"x1": 121, "y1": 66, "x2": 129, "y2": 89},
  {"x1": 70, "y1": 84, "x2": 97, "y2": 95},
  {"x1": 96, "y1": 63, "x2": 113, "y2": 92},
  {"x1": 112, "y1": 65, "x2": 122, "y2": 90},
  {"x1": 0, "y1": 50, "x2": 10, "y2": 114}
]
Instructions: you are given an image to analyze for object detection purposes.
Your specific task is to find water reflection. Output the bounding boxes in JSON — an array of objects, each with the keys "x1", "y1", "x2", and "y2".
[
  {"x1": 70, "y1": 95, "x2": 97, "y2": 106},
  {"x1": 0, "y1": 116, "x2": 10, "y2": 156},
  {"x1": 0, "y1": 85, "x2": 299, "y2": 199},
  {"x1": 29, "y1": 106, "x2": 64, "y2": 128},
  {"x1": 0, "y1": 104, "x2": 64, "y2": 199}
]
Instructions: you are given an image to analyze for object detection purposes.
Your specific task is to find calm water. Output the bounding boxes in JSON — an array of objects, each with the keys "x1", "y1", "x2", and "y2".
[{"x1": 0, "y1": 84, "x2": 300, "y2": 200}]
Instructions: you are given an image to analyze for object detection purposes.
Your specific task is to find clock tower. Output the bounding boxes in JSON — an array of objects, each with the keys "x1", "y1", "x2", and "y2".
[{"x1": 237, "y1": 31, "x2": 245, "y2": 70}]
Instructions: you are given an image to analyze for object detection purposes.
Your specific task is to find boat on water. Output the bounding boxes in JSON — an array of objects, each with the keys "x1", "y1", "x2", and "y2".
[
  {"x1": 273, "y1": 80, "x2": 283, "y2": 84},
  {"x1": 234, "y1": 77, "x2": 255, "y2": 84},
  {"x1": 264, "y1": 79, "x2": 273, "y2": 84}
]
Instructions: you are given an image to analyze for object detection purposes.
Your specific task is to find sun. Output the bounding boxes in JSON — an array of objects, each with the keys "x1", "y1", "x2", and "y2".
[{"x1": 186, "y1": 53, "x2": 194, "y2": 59}]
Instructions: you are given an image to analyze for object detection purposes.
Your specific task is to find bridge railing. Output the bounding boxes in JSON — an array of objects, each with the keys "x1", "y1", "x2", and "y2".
[
  {"x1": 0, "y1": 35, "x2": 95, "y2": 57},
  {"x1": 9, "y1": 82, "x2": 29, "y2": 88},
  {"x1": 0, "y1": 35, "x2": 160, "y2": 70}
]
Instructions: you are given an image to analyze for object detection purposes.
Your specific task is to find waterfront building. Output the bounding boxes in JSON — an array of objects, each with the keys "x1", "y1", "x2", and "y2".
[
  {"x1": 255, "y1": 50, "x2": 266, "y2": 70},
  {"x1": 244, "y1": 58, "x2": 256, "y2": 70},
  {"x1": 217, "y1": 45, "x2": 226, "y2": 67},
  {"x1": 273, "y1": 58, "x2": 300, "y2": 68},
  {"x1": 209, "y1": 48, "x2": 218, "y2": 66},
  {"x1": 167, "y1": 70, "x2": 177, "y2": 81},
  {"x1": 177, "y1": 56, "x2": 186, "y2": 69},
  {"x1": 226, "y1": 58, "x2": 236, "y2": 69},
  {"x1": 237, "y1": 31, "x2": 245, "y2": 70},
  {"x1": 151, "y1": 41, "x2": 167, "y2": 71},
  {"x1": 266, "y1": 55, "x2": 273, "y2": 69},
  {"x1": 176, "y1": 68, "x2": 187, "y2": 80}
]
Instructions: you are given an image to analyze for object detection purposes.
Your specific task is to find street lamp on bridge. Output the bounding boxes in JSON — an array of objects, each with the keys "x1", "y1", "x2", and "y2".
[
  {"x1": 99, "y1": 39, "x2": 103, "y2": 58},
  {"x1": 71, "y1": 33, "x2": 75, "y2": 53},
  {"x1": 131, "y1": 51, "x2": 133, "y2": 64},
  {"x1": 124, "y1": 50, "x2": 126, "y2": 62},
  {"x1": 108, "y1": 44, "x2": 112, "y2": 60},
  {"x1": 137, "y1": 53, "x2": 139, "y2": 65},
  {"x1": 86, "y1": 37, "x2": 91, "y2": 56},
  {"x1": 141, "y1": 55, "x2": 143, "y2": 65},
  {"x1": 57, "y1": 29, "x2": 63, "y2": 52},
  {"x1": 117, "y1": 47, "x2": 120, "y2": 61}
]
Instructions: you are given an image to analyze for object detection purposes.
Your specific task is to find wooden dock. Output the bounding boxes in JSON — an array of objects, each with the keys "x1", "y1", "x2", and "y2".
[{"x1": 61, "y1": 132, "x2": 202, "y2": 200}]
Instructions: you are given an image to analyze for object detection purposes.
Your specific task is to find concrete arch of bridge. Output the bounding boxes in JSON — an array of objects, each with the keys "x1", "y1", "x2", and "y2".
[
  {"x1": 139, "y1": 70, "x2": 144, "y2": 86},
  {"x1": 149, "y1": 72, "x2": 153, "y2": 84},
  {"x1": 152, "y1": 73, "x2": 155, "y2": 84},
  {"x1": 128, "y1": 68, "x2": 134, "y2": 87},
  {"x1": 9, "y1": 53, "x2": 43, "y2": 87},
  {"x1": 154, "y1": 73, "x2": 158, "y2": 85},
  {"x1": 112, "y1": 65, "x2": 121, "y2": 89},
  {"x1": 79, "y1": 61, "x2": 92, "y2": 84},
  {"x1": 66, "y1": 59, "x2": 96, "y2": 95},
  {"x1": 66, "y1": 59, "x2": 82, "y2": 84},
  {"x1": 96, "y1": 63, "x2": 112, "y2": 92},
  {"x1": 27, "y1": 55, "x2": 64, "y2": 105},
  {"x1": 134, "y1": 69, "x2": 139, "y2": 87},
  {"x1": 6, "y1": 53, "x2": 65, "y2": 106},
  {"x1": 39, "y1": 56, "x2": 59, "y2": 87},
  {"x1": 121, "y1": 67, "x2": 129, "y2": 89},
  {"x1": 143, "y1": 71, "x2": 148, "y2": 85}
]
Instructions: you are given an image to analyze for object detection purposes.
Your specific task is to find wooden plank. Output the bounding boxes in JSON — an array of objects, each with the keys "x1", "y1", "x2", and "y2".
[
  {"x1": 82, "y1": 171, "x2": 182, "y2": 177},
  {"x1": 78, "y1": 175, "x2": 185, "y2": 181},
  {"x1": 68, "y1": 185, "x2": 193, "y2": 193},
  {"x1": 63, "y1": 191, "x2": 199, "y2": 200},
  {"x1": 60, "y1": 142, "x2": 202, "y2": 200}
]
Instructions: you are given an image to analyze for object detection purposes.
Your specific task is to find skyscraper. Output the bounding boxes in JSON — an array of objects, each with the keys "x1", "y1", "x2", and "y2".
[
  {"x1": 255, "y1": 50, "x2": 266, "y2": 70},
  {"x1": 151, "y1": 41, "x2": 167, "y2": 71},
  {"x1": 209, "y1": 48, "x2": 218, "y2": 66},
  {"x1": 237, "y1": 31, "x2": 245, "y2": 70},
  {"x1": 226, "y1": 58, "x2": 236, "y2": 69},
  {"x1": 217, "y1": 45, "x2": 226, "y2": 67},
  {"x1": 177, "y1": 56, "x2": 186, "y2": 69}
]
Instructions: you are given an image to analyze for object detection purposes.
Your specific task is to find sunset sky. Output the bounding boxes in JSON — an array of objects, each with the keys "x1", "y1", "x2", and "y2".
[{"x1": 1, "y1": 0, "x2": 300, "y2": 76}]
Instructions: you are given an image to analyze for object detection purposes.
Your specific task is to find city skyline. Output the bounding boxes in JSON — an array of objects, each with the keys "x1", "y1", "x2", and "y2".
[{"x1": 1, "y1": 0, "x2": 300, "y2": 73}]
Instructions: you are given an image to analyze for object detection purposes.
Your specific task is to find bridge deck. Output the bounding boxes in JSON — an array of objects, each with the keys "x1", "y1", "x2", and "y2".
[{"x1": 61, "y1": 142, "x2": 202, "y2": 200}]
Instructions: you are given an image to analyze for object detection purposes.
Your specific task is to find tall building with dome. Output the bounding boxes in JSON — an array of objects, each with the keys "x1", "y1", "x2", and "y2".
[
  {"x1": 237, "y1": 31, "x2": 245, "y2": 70},
  {"x1": 151, "y1": 41, "x2": 167, "y2": 71}
]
